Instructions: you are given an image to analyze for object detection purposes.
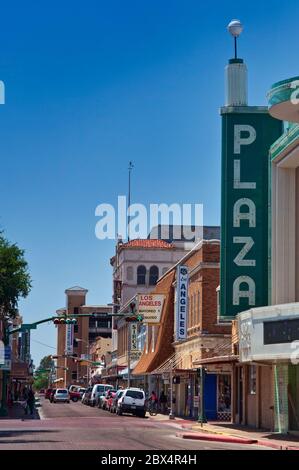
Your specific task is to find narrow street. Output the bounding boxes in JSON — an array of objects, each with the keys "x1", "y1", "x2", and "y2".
[{"x1": 0, "y1": 397, "x2": 271, "y2": 450}]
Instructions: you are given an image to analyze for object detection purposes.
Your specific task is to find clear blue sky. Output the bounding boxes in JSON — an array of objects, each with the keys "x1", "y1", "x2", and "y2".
[{"x1": 1, "y1": 0, "x2": 298, "y2": 366}]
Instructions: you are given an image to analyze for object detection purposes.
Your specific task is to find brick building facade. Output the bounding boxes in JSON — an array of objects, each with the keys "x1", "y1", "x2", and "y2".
[
  {"x1": 133, "y1": 239, "x2": 231, "y2": 419},
  {"x1": 55, "y1": 287, "x2": 112, "y2": 388}
]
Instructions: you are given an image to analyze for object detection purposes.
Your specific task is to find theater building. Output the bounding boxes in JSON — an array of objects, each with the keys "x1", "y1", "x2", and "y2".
[{"x1": 235, "y1": 77, "x2": 299, "y2": 433}]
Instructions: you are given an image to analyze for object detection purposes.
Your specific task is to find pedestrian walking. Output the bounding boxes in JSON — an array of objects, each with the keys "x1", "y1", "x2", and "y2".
[
  {"x1": 159, "y1": 390, "x2": 168, "y2": 414},
  {"x1": 27, "y1": 389, "x2": 35, "y2": 416}
]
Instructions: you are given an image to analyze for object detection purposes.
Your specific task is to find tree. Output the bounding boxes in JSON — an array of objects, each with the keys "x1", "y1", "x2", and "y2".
[
  {"x1": 34, "y1": 355, "x2": 55, "y2": 391},
  {"x1": 0, "y1": 232, "x2": 32, "y2": 415},
  {"x1": 35, "y1": 355, "x2": 54, "y2": 374},
  {"x1": 33, "y1": 373, "x2": 49, "y2": 391},
  {"x1": 0, "y1": 232, "x2": 32, "y2": 319}
]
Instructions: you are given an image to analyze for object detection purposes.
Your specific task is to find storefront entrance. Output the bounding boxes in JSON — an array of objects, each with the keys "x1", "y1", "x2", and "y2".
[{"x1": 288, "y1": 364, "x2": 299, "y2": 431}]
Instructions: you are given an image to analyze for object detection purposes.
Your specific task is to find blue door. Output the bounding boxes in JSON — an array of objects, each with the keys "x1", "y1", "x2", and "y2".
[{"x1": 204, "y1": 374, "x2": 217, "y2": 420}]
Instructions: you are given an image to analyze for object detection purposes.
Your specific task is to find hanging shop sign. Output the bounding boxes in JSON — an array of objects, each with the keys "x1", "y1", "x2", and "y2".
[
  {"x1": 137, "y1": 294, "x2": 165, "y2": 324},
  {"x1": 175, "y1": 265, "x2": 189, "y2": 340},
  {"x1": 193, "y1": 396, "x2": 199, "y2": 408},
  {"x1": 220, "y1": 108, "x2": 283, "y2": 318},
  {"x1": 65, "y1": 323, "x2": 74, "y2": 355},
  {"x1": 0, "y1": 346, "x2": 11, "y2": 370},
  {"x1": 21, "y1": 330, "x2": 31, "y2": 363},
  {"x1": 130, "y1": 323, "x2": 139, "y2": 352},
  {"x1": 130, "y1": 351, "x2": 142, "y2": 361},
  {"x1": 113, "y1": 280, "x2": 122, "y2": 305}
]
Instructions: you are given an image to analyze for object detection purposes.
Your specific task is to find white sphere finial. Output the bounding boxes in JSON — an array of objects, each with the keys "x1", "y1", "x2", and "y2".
[{"x1": 227, "y1": 19, "x2": 243, "y2": 38}]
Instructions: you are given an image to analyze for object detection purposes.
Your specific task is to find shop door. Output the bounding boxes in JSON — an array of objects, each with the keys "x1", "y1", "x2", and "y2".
[
  {"x1": 288, "y1": 365, "x2": 299, "y2": 431},
  {"x1": 204, "y1": 374, "x2": 217, "y2": 420},
  {"x1": 237, "y1": 367, "x2": 243, "y2": 424}
]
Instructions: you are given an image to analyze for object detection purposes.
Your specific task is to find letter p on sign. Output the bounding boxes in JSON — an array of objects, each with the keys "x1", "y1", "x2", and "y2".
[{"x1": 234, "y1": 125, "x2": 256, "y2": 154}]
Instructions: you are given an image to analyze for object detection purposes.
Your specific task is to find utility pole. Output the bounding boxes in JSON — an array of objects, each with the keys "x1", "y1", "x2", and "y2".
[
  {"x1": 127, "y1": 324, "x2": 131, "y2": 388},
  {"x1": 169, "y1": 368, "x2": 175, "y2": 419},
  {"x1": 128, "y1": 161, "x2": 134, "y2": 242},
  {"x1": 198, "y1": 366, "x2": 207, "y2": 426}
]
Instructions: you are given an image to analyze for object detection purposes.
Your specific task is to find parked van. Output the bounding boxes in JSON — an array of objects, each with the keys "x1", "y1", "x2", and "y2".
[{"x1": 90, "y1": 384, "x2": 113, "y2": 407}]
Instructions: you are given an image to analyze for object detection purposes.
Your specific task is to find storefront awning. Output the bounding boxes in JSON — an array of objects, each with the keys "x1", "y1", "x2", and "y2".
[
  {"x1": 119, "y1": 361, "x2": 140, "y2": 377},
  {"x1": 151, "y1": 351, "x2": 194, "y2": 375},
  {"x1": 193, "y1": 355, "x2": 239, "y2": 366},
  {"x1": 10, "y1": 362, "x2": 30, "y2": 380}
]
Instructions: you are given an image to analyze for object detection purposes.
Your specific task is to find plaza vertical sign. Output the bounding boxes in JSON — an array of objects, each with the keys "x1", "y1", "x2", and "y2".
[
  {"x1": 220, "y1": 108, "x2": 283, "y2": 318},
  {"x1": 175, "y1": 265, "x2": 189, "y2": 340}
]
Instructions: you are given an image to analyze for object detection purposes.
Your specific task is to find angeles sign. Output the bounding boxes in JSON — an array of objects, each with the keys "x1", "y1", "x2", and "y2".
[
  {"x1": 175, "y1": 265, "x2": 189, "y2": 340},
  {"x1": 137, "y1": 294, "x2": 165, "y2": 324}
]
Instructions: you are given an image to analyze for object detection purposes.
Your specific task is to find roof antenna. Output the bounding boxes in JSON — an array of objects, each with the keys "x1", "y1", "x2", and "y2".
[{"x1": 128, "y1": 161, "x2": 134, "y2": 241}]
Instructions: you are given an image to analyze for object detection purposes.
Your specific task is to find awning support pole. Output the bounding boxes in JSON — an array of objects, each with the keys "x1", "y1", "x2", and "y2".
[{"x1": 169, "y1": 368, "x2": 175, "y2": 420}]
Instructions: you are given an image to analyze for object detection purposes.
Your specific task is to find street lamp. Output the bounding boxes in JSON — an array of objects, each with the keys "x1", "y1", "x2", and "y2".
[{"x1": 227, "y1": 19, "x2": 243, "y2": 60}]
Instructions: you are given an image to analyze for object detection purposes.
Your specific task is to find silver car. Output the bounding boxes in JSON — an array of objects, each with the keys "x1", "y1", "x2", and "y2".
[{"x1": 53, "y1": 388, "x2": 70, "y2": 403}]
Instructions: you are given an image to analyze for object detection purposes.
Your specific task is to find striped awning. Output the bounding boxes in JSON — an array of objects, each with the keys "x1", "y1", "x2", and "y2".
[{"x1": 151, "y1": 351, "x2": 192, "y2": 375}]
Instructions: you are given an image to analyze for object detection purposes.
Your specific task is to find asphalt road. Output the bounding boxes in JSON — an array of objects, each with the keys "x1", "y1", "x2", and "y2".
[{"x1": 0, "y1": 397, "x2": 271, "y2": 450}]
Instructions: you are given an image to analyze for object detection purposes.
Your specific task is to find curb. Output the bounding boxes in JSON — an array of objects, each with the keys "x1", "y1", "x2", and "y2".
[
  {"x1": 177, "y1": 430, "x2": 299, "y2": 450},
  {"x1": 257, "y1": 440, "x2": 299, "y2": 451},
  {"x1": 176, "y1": 431, "x2": 258, "y2": 445}
]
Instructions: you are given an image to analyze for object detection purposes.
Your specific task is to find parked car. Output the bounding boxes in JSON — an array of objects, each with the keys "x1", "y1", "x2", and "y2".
[
  {"x1": 81, "y1": 386, "x2": 93, "y2": 405},
  {"x1": 39, "y1": 388, "x2": 45, "y2": 395},
  {"x1": 90, "y1": 384, "x2": 113, "y2": 407},
  {"x1": 78, "y1": 388, "x2": 86, "y2": 398},
  {"x1": 110, "y1": 390, "x2": 124, "y2": 413},
  {"x1": 45, "y1": 388, "x2": 54, "y2": 400},
  {"x1": 116, "y1": 388, "x2": 146, "y2": 418},
  {"x1": 69, "y1": 390, "x2": 81, "y2": 402},
  {"x1": 52, "y1": 388, "x2": 70, "y2": 403}
]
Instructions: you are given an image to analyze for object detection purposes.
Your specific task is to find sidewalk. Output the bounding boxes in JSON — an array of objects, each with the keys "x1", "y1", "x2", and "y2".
[
  {"x1": 179, "y1": 421, "x2": 299, "y2": 450},
  {"x1": 0, "y1": 402, "x2": 40, "y2": 421},
  {"x1": 147, "y1": 413, "x2": 299, "y2": 449}
]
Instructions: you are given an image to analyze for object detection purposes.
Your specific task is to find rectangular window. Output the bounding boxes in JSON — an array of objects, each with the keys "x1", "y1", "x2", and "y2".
[
  {"x1": 71, "y1": 371, "x2": 77, "y2": 380},
  {"x1": 249, "y1": 365, "x2": 256, "y2": 395},
  {"x1": 190, "y1": 294, "x2": 194, "y2": 328},
  {"x1": 74, "y1": 324, "x2": 79, "y2": 333},
  {"x1": 73, "y1": 307, "x2": 79, "y2": 315},
  {"x1": 217, "y1": 288, "x2": 220, "y2": 318}
]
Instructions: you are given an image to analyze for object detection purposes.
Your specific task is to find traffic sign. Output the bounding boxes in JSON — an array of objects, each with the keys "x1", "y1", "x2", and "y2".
[{"x1": 20, "y1": 324, "x2": 37, "y2": 331}]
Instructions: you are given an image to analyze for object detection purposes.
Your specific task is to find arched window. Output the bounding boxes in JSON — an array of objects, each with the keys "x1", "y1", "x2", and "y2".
[
  {"x1": 137, "y1": 265, "x2": 146, "y2": 285},
  {"x1": 149, "y1": 265, "x2": 159, "y2": 285},
  {"x1": 127, "y1": 266, "x2": 133, "y2": 281}
]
